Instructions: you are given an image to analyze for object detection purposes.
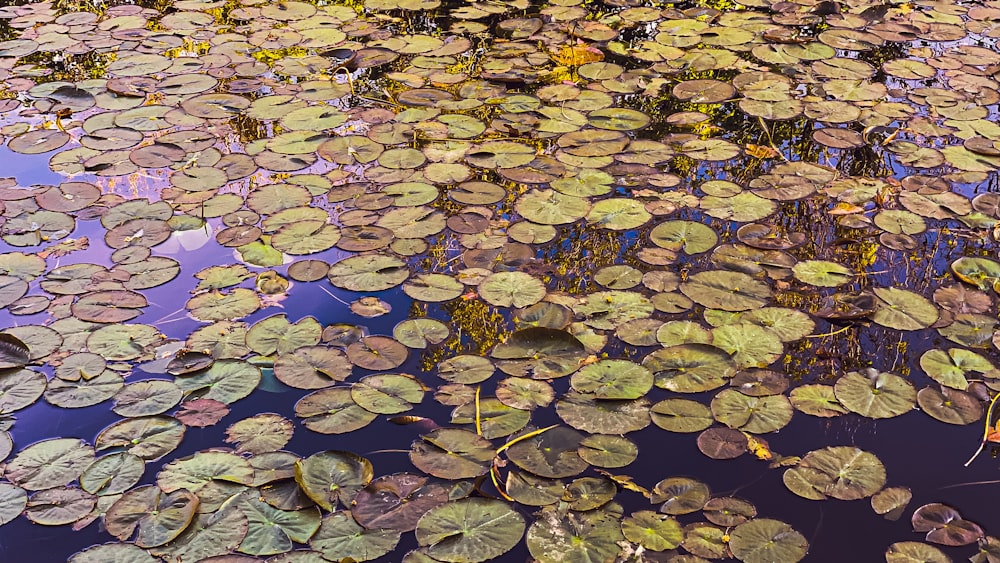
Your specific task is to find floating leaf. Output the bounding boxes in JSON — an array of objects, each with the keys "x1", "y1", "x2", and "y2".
[
  {"x1": 415, "y1": 499, "x2": 525, "y2": 563},
  {"x1": 506, "y1": 426, "x2": 588, "y2": 479},
  {"x1": 309, "y1": 511, "x2": 400, "y2": 562},
  {"x1": 410, "y1": 428, "x2": 494, "y2": 480},
  {"x1": 783, "y1": 446, "x2": 886, "y2": 500},
  {"x1": 294, "y1": 450, "x2": 373, "y2": 511},
  {"x1": 526, "y1": 506, "x2": 624, "y2": 563},
  {"x1": 871, "y1": 287, "x2": 939, "y2": 331},
  {"x1": 479, "y1": 272, "x2": 546, "y2": 308},
  {"x1": 105, "y1": 485, "x2": 198, "y2": 547},
  {"x1": 834, "y1": 370, "x2": 916, "y2": 419},
  {"x1": 234, "y1": 489, "x2": 321, "y2": 556},
  {"x1": 728, "y1": 518, "x2": 808, "y2": 563},
  {"x1": 157, "y1": 451, "x2": 254, "y2": 493},
  {"x1": 681, "y1": 271, "x2": 772, "y2": 311},
  {"x1": 491, "y1": 328, "x2": 587, "y2": 379},
  {"x1": 5, "y1": 438, "x2": 95, "y2": 491},
  {"x1": 872, "y1": 487, "x2": 912, "y2": 522},
  {"x1": 352, "y1": 473, "x2": 449, "y2": 532},
  {"x1": 651, "y1": 477, "x2": 710, "y2": 515},
  {"x1": 650, "y1": 220, "x2": 718, "y2": 254},
  {"x1": 912, "y1": 503, "x2": 984, "y2": 546}
]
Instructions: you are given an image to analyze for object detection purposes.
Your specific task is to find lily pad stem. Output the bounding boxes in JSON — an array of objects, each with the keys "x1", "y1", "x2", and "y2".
[{"x1": 964, "y1": 390, "x2": 1000, "y2": 467}]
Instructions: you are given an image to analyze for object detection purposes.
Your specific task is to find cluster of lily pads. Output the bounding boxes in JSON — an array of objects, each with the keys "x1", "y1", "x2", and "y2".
[{"x1": 0, "y1": 0, "x2": 1000, "y2": 560}]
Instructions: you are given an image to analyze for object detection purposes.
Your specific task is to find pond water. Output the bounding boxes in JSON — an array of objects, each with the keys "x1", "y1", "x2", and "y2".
[{"x1": 1, "y1": 0, "x2": 1000, "y2": 561}]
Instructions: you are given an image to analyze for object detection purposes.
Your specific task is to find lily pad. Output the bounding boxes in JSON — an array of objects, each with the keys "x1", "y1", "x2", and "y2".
[
  {"x1": 728, "y1": 518, "x2": 808, "y2": 563},
  {"x1": 834, "y1": 370, "x2": 916, "y2": 419},
  {"x1": 681, "y1": 271, "x2": 772, "y2": 311},
  {"x1": 526, "y1": 506, "x2": 624, "y2": 563},
  {"x1": 415, "y1": 499, "x2": 525, "y2": 563},
  {"x1": 783, "y1": 446, "x2": 886, "y2": 500}
]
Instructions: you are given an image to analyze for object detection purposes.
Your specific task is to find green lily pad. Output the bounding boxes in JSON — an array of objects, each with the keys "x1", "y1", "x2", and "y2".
[
  {"x1": 5, "y1": 438, "x2": 95, "y2": 491},
  {"x1": 834, "y1": 370, "x2": 916, "y2": 419},
  {"x1": 149, "y1": 504, "x2": 249, "y2": 562},
  {"x1": 885, "y1": 541, "x2": 951, "y2": 563},
  {"x1": 327, "y1": 254, "x2": 409, "y2": 291},
  {"x1": 711, "y1": 389, "x2": 794, "y2": 433},
  {"x1": 409, "y1": 428, "x2": 494, "y2": 480},
  {"x1": 515, "y1": 189, "x2": 591, "y2": 225},
  {"x1": 917, "y1": 386, "x2": 982, "y2": 425},
  {"x1": 555, "y1": 391, "x2": 650, "y2": 434},
  {"x1": 394, "y1": 318, "x2": 450, "y2": 349},
  {"x1": 438, "y1": 355, "x2": 495, "y2": 384},
  {"x1": 45, "y1": 369, "x2": 124, "y2": 408},
  {"x1": 0, "y1": 367, "x2": 45, "y2": 414},
  {"x1": 621, "y1": 510, "x2": 683, "y2": 551},
  {"x1": 651, "y1": 476, "x2": 710, "y2": 515},
  {"x1": 68, "y1": 543, "x2": 158, "y2": 563},
  {"x1": 570, "y1": 359, "x2": 652, "y2": 399},
  {"x1": 526, "y1": 506, "x2": 624, "y2": 563},
  {"x1": 586, "y1": 198, "x2": 651, "y2": 230},
  {"x1": 728, "y1": 518, "x2": 808, "y2": 563},
  {"x1": 352, "y1": 373, "x2": 424, "y2": 415},
  {"x1": 792, "y1": 260, "x2": 854, "y2": 287},
  {"x1": 711, "y1": 323, "x2": 784, "y2": 369},
  {"x1": 681, "y1": 271, "x2": 772, "y2": 311},
  {"x1": 650, "y1": 398, "x2": 714, "y2": 433},
  {"x1": 919, "y1": 348, "x2": 994, "y2": 389},
  {"x1": 577, "y1": 434, "x2": 638, "y2": 468},
  {"x1": 491, "y1": 328, "x2": 587, "y2": 379},
  {"x1": 403, "y1": 274, "x2": 465, "y2": 302},
  {"x1": 644, "y1": 344, "x2": 737, "y2": 393},
  {"x1": 504, "y1": 471, "x2": 564, "y2": 507},
  {"x1": 655, "y1": 320, "x2": 712, "y2": 347},
  {"x1": 872, "y1": 486, "x2": 912, "y2": 521},
  {"x1": 650, "y1": 220, "x2": 718, "y2": 254},
  {"x1": 79, "y1": 452, "x2": 145, "y2": 496},
  {"x1": 0, "y1": 482, "x2": 26, "y2": 526},
  {"x1": 496, "y1": 377, "x2": 554, "y2": 410},
  {"x1": 506, "y1": 426, "x2": 588, "y2": 479},
  {"x1": 294, "y1": 450, "x2": 373, "y2": 511},
  {"x1": 451, "y1": 398, "x2": 529, "y2": 439},
  {"x1": 105, "y1": 485, "x2": 198, "y2": 547},
  {"x1": 783, "y1": 446, "x2": 886, "y2": 500},
  {"x1": 174, "y1": 359, "x2": 260, "y2": 404},
  {"x1": 309, "y1": 511, "x2": 400, "y2": 562},
  {"x1": 225, "y1": 413, "x2": 294, "y2": 454},
  {"x1": 346, "y1": 336, "x2": 409, "y2": 370},
  {"x1": 871, "y1": 287, "x2": 939, "y2": 330},
  {"x1": 24, "y1": 487, "x2": 96, "y2": 526},
  {"x1": 737, "y1": 308, "x2": 815, "y2": 343},
  {"x1": 295, "y1": 388, "x2": 377, "y2": 434},
  {"x1": 415, "y1": 499, "x2": 525, "y2": 563},
  {"x1": 234, "y1": 489, "x2": 321, "y2": 556},
  {"x1": 573, "y1": 290, "x2": 653, "y2": 330},
  {"x1": 479, "y1": 271, "x2": 546, "y2": 308},
  {"x1": 95, "y1": 416, "x2": 186, "y2": 461},
  {"x1": 247, "y1": 315, "x2": 321, "y2": 356},
  {"x1": 951, "y1": 256, "x2": 1000, "y2": 290},
  {"x1": 938, "y1": 313, "x2": 997, "y2": 348},
  {"x1": 112, "y1": 380, "x2": 183, "y2": 417},
  {"x1": 789, "y1": 385, "x2": 848, "y2": 417},
  {"x1": 704, "y1": 496, "x2": 757, "y2": 527},
  {"x1": 86, "y1": 324, "x2": 162, "y2": 361},
  {"x1": 157, "y1": 450, "x2": 254, "y2": 493}
]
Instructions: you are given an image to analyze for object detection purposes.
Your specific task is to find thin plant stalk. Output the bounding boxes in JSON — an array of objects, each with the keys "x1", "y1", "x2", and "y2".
[{"x1": 964, "y1": 390, "x2": 1000, "y2": 467}]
